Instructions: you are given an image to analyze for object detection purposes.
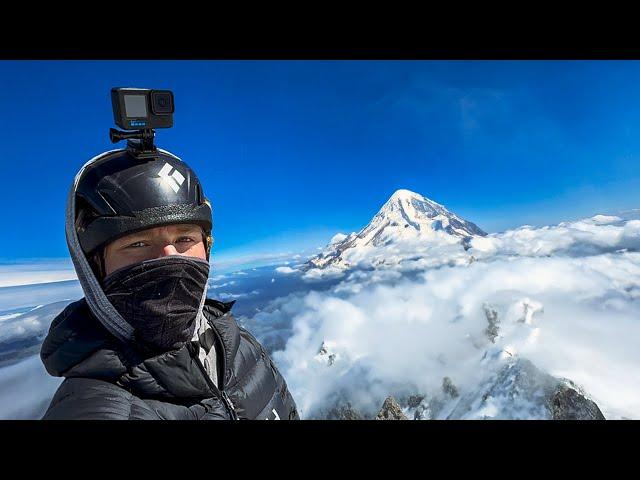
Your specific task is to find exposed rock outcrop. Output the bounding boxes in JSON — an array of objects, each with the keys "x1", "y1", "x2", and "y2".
[
  {"x1": 325, "y1": 403, "x2": 364, "y2": 420},
  {"x1": 483, "y1": 303, "x2": 500, "y2": 343},
  {"x1": 549, "y1": 383, "x2": 605, "y2": 420},
  {"x1": 442, "y1": 377, "x2": 459, "y2": 399},
  {"x1": 376, "y1": 396, "x2": 408, "y2": 420},
  {"x1": 446, "y1": 358, "x2": 606, "y2": 420}
]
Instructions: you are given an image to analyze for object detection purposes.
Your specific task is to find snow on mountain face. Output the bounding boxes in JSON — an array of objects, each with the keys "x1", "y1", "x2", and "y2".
[
  {"x1": 443, "y1": 357, "x2": 605, "y2": 420},
  {"x1": 271, "y1": 209, "x2": 640, "y2": 419},
  {"x1": 314, "y1": 357, "x2": 605, "y2": 420},
  {"x1": 307, "y1": 189, "x2": 486, "y2": 270},
  {"x1": 363, "y1": 189, "x2": 486, "y2": 242}
]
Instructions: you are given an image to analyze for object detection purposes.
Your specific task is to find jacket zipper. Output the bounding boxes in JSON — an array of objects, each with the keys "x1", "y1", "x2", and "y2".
[
  {"x1": 188, "y1": 341, "x2": 239, "y2": 420},
  {"x1": 207, "y1": 314, "x2": 240, "y2": 420}
]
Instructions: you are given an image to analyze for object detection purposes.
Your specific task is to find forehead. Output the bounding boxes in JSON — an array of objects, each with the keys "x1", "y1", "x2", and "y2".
[{"x1": 116, "y1": 223, "x2": 202, "y2": 241}]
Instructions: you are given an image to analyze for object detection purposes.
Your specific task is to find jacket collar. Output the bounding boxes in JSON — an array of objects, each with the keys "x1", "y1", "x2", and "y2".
[{"x1": 41, "y1": 297, "x2": 238, "y2": 400}]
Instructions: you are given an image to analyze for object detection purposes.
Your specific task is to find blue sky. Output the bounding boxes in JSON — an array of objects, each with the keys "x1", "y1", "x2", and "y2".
[{"x1": 1, "y1": 60, "x2": 640, "y2": 261}]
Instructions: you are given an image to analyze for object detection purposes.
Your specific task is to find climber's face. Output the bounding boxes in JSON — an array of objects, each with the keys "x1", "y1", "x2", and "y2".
[{"x1": 103, "y1": 223, "x2": 207, "y2": 276}]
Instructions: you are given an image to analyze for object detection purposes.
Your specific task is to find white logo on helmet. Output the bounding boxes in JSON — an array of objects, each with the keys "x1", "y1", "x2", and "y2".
[{"x1": 157, "y1": 163, "x2": 185, "y2": 193}]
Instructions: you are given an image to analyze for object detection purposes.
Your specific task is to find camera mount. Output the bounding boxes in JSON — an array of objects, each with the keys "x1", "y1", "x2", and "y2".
[{"x1": 109, "y1": 127, "x2": 158, "y2": 159}]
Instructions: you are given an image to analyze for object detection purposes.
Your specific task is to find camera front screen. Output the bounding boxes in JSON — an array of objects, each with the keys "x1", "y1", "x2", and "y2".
[{"x1": 124, "y1": 95, "x2": 148, "y2": 118}]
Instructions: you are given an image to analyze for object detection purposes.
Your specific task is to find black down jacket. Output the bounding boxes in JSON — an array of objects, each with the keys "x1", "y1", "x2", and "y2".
[{"x1": 40, "y1": 298, "x2": 299, "y2": 420}]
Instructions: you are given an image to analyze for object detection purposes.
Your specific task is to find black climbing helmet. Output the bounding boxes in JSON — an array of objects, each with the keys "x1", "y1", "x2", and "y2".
[{"x1": 74, "y1": 148, "x2": 212, "y2": 257}]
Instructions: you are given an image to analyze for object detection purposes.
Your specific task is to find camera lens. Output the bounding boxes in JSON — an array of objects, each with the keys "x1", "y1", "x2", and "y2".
[{"x1": 151, "y1": 91, "x2": 174, "y2": 115}]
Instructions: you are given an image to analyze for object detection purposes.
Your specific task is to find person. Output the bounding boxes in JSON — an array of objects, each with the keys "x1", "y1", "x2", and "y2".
[{"x1": 39, "y1": 147, "x2": 299, "y2": 420}]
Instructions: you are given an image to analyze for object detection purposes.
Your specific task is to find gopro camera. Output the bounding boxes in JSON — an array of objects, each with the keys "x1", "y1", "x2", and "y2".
[{"x1": 111, "y1": 88, "x2": 174, "y2": 130}]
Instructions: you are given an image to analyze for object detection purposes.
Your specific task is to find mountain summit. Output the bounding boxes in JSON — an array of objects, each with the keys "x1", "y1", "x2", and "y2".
[
  {"x1": 307, "y1": 189, "x2": 486, "y2": 270},
  {"x1": 364, "y1": 189, "x2": 486, "y2": 241}
]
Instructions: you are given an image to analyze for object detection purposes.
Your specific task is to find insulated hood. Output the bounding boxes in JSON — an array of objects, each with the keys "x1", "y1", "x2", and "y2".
[{"x1": 65, "y1": 148, "x2": 209, "y2": 344}]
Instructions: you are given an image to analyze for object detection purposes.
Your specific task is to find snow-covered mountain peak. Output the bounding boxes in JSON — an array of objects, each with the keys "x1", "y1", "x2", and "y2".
[
  {"x1": 388, "y1": 188, "x2": 425, "y2": 202},
  {"x1": 307, "y1": 189, "x2": 487, "y2": 270},
  {"x1": 378, "y1": 189, "x2": 445, "y2": 220},
  {"x1": 374, "y1": 189, "x2": 461, "y2": 229},
  {"x1": 367, "y1": 189, "x2": 485, "y2": 240},
  {"x1": 387, "y1": 188, "x2": 442, "y2": 206}
]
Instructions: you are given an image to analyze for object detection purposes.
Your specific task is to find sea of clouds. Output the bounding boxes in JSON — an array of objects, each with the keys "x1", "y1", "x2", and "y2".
[
  {"x1": 0, "y1": 214, "x2": 639, "y2": 419},
  {"x1": 268, "y1": 215, "x2": 640, "y2": 419}
]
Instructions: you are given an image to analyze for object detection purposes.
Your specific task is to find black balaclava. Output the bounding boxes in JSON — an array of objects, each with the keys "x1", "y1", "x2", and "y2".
[{"x1": 102, "y1": 255, "x2": 210, "y2": 355}]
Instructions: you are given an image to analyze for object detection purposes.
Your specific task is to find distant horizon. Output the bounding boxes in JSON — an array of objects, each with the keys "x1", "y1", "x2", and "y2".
[
  {"x1": 1, "y1": 198, "x2": 637, "y2": 265},
  {"x1": 2, "y1": 61, "x2": 640, "y2": 259}
]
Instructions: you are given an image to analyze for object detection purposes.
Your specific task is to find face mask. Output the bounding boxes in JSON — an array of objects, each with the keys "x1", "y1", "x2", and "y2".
[{"x1": 102, "y1": 255, "x2": 210, "y2": 354}]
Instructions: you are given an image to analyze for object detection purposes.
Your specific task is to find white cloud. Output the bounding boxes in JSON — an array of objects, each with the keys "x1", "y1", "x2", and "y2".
[
  {"x1": 329, "y1": 233, "x2": 348, "y2": 245},
  {"x1": 0, "y1": 259, "x2": 77, "y2": 288},
  {"x1": 0, "y1": 301, "x2": 71, "y2": 343},
  {"x1": 0, "y1": 279, "x2": 82, "y2": 313},
  {"x1": 0, "y1": 354, "x2": 63, "y2": 419},
  {"x1": 275, "y1": 266, "x2": 296, "y2": 274},
  {"x1": 470, "y1": 217, "x2": 640, "y2": 258},
  {"x1": 208, "y1": 280, "x2": 236, "y2": 289},
  {"x1": 217, "y1": 290, "x2": 260, "y2": 300},
  {"x1": 210, "y1": 251, "x2": 300, "y2": 274},
  {"x1": 269, "y1": 215, "x2": 640, "y2": 419}
]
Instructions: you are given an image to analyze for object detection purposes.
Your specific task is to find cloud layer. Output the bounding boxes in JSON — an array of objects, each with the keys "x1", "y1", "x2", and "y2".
[
  {"x1": 1, "y1": 214, "x2": 638, "y2": 419},
  {"x1": 269, "y1": 215, "x2": 640, "y2": 419}
]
